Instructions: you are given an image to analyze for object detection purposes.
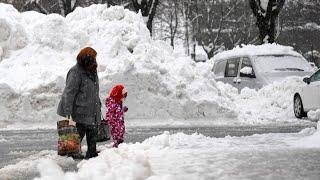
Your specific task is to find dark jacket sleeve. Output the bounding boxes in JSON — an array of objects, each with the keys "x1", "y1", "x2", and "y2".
[{"x1": 63, "y1": 69, "x2": 81, "y2": 115}]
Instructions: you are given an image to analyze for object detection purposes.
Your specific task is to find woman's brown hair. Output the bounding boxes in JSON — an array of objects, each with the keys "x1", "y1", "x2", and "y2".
[{"x1": 77, "y1": 47, "x2": 97, "y2": 73}]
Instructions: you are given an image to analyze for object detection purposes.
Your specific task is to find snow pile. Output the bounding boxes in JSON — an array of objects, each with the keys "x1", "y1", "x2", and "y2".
[
  {"x1": 307, "y1": 109, "x2": 320, "y2": 122},
  {"x1": 294, "y1": 121, "x2": 320, "y2": 148},
  {"x1": 29, "y1": 129, "x2": 320, "y2": 180},
  {"x1": 0, "y1": 150, "x2": 76, "y2": 180},
  {"x1": 0, "y1": 143, "x2": 155, "y2": 180},
  {"x1": 235, "y1": 77, "x2": 306, "y2": 124},
  {"x1": 0, "y1": 4, "x2": 28, "y2": 60},
  {"x1": 213, "y1": 43, "x2": 302, "y2": 61},
  {"x1": 34, "y1": 147, "x2": 152, "y2": 180},
  {"x1": 0, "y1": 3, "x2": 236, "y2": 128},
  {"x1": 0, "y1": 3, "x2": 312, "y2": 129}
]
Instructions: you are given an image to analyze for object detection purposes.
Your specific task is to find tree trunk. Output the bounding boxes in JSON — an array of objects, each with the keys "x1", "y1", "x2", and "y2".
[
  {"x1": 58, "y1": 0, "x2": 65, "y2": 16},
  {"x1": 249, "y1": 0, "x2": 285, "y2": 44},
  {"x1": 168, "y1": 0, "x2": 178, "y2": 48},
  {"x1": 58, "y1": 0, "x2": 79, "y2": 16},
  {"x1": 170, "y1": 36, "x2": 174, "y2": 48},
  {"x1": 184, "y1": 1, "x2": 190, "y2": 55},
  {"x1": 147, "y1": 0, "x2": 159, "y2": 36},
  {"x1": 169, "y1": 5, "x2": 174, "y2": 48},
  {"x1": 65, "y1": 0, "x2": 72, "y2": 15}
]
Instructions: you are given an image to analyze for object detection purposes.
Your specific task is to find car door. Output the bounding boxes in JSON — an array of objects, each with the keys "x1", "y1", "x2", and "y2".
[
  {"x1": 303, "y1": 70, "x2": 320, "y2": 110},
  {"x1": 213, "y1": 60, "x2": 227, "y2": 82},
  {"x1": 310, "y1": 70, "x2": 320, "y2": 109},
  {"x1": 223, "y1": 57, "x2": 241, "y2": 89},
  {"x1": 237, "y1": 57, "x2": 259, "y2": 89}
]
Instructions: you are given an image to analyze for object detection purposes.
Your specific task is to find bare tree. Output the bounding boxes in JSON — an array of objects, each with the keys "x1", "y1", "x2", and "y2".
[
  {"x1": 21, "y1": 0, "x2": 80, "y2": 16},
  {"x1": 19, "y1": 0, "x2": 132, "y2": 16},
  {"x1": 249, "y1": 0, "x2": 285, "y2": 44},
  {"x1": 155, "y1": 0, "x2": 179, "y2": 48},
  {"x1": 84, "y1": 0, "x2": 115, "y2": 6},
  {"x1": 104, "y1": 0, "x2": 116, "y2": 7},
  {"x1": 132, "y1": 0, "x2": 159, "y2": 36},
  {"x1": 192, "y1": 0, "x2": 239, "y2": 59},
  {"x1": 189, "y1": 0, "x2": 200, "y2": 60},
  {"x1": 133, "y1": 0, "x2": 258, "y2": 57},
  {"x1": 226, "y1": 2, "x2": 259, "y2": 47},
  {"x1": 22, "y1": 0, "x2": 49, "y2": 14}
]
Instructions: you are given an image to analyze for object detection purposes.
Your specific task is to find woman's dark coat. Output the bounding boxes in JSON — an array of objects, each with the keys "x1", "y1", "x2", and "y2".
[{"x1": 57, "y1": 64, "x2": 101, "y2": 125}]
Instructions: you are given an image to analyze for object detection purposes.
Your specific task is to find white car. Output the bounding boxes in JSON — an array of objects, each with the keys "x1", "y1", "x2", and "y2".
[
  {"x1": 212, "y1": 54, "x2": 314, "y2": 90},
  {"x1": 293, "y1": 69, "x2": 320, "y2": 118}
]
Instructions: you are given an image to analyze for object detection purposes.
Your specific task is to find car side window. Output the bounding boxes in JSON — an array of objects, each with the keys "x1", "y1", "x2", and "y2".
[
  {"x1": 240, "y1": 57, "x2": 256, "y2": 78},
  {"x1": 225, "y1": 58, "x2": 240, "y2": 77},
  {"x1": 213, "y1": 60, "x2": 227, "y2": 77},
  {"x1": 310, "y1": 70, "x2": 320, "y2": 82}
]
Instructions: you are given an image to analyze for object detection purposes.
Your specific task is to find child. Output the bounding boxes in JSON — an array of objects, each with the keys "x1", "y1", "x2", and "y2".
[{"x1": 105, "y1": 84, "x2": 128, "y2": 148}]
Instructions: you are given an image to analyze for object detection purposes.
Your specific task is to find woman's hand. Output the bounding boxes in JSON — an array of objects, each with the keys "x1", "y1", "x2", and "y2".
[
  {"x1": 123, "y1": 106, "x2": 128, "y2": 112},
  {"x1": 67, "y1": 115, "x2": 76, "y2": 126}
]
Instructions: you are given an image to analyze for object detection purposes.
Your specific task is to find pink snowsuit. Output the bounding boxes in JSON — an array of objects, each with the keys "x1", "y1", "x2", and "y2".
[{"x1": 105, "y1": 97, "x2": 126, "y2": 147}]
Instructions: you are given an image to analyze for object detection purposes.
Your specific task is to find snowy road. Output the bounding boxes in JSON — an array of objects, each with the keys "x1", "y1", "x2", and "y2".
[
  {"x1": 0, "y1": 124, "x2": 315, "y2": 168},
  {"x1": 1, "y1": 123, "x2": 319, "y2": 180}
]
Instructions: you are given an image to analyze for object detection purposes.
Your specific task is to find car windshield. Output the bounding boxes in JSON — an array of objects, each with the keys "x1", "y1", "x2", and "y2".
[{"x1": 254, "y1": 55, "x2": 313, "y2": 73}]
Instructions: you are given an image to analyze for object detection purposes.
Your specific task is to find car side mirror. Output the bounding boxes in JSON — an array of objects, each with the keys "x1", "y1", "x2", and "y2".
[
  {"x1": 303, "y1": 77, "x2": 311, "y2": 84},
  {"x1": 240, "y1": 67, "x2": 255, "y2": 78}
]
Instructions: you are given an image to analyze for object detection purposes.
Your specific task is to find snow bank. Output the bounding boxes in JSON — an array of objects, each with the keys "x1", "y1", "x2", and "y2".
[
  {"x1": 0, "y1": 150, "x2": 76, "y2": 180},
  {"x1": 307, "y1": 109, "x2": 320, "y2": 122},
  {"x1": 235, "y1": 76, "x2": 306, "y2": 124},
  {"x1": 0, "y1": 3, "x2": 311, "y2": 129},
  {"x1": 293, "y1": 121, "x2": 320, "y2": 148},
  {"x1": 0, "y1": 3, "x2": 236, "y2": 128},
  {"x1": 0, "y1": 4, "x2": 28, "y2": 60},
  {"x1": 27, "y1": 129, "x2": 320, "y2": 180},
  {"x1": 34, "y1": 147, "x2": 153, "y2": 180}
]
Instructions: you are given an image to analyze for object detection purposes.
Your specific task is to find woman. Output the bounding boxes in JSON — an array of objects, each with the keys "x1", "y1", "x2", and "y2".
[
  {"x1": 57, "y1": 47, "x2": 101, "y2": 159},
  {"x1": 105, "y1": 85, "x2": 128, "y2": 148}
]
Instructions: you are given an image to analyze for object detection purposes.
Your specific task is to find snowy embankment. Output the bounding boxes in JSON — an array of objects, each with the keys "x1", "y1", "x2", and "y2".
[
  {"x1": 1, "y1": 123, "x2": 320, "y2": 180},
  {"x1": 0, "y1": 3, "x2": 311, "y2": 129}
]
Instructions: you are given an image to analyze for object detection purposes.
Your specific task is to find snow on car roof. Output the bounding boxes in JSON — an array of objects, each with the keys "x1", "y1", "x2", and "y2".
[{"x1": 213, "y1": 44, "x2": 302, "y2": 61}]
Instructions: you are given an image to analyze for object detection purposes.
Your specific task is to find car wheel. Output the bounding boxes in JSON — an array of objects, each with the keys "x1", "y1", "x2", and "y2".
[{"x1": 294, "y1": 94, "x2": 307, "y2": 118}]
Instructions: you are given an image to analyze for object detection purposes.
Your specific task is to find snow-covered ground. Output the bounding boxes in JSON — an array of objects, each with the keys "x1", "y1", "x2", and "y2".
[
  {"x1": 0, "y1": 3, "x2": 316, "y2": 129},
  {"x1": 0, "y1": 122, "x2": 320, "y2": 180}
]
